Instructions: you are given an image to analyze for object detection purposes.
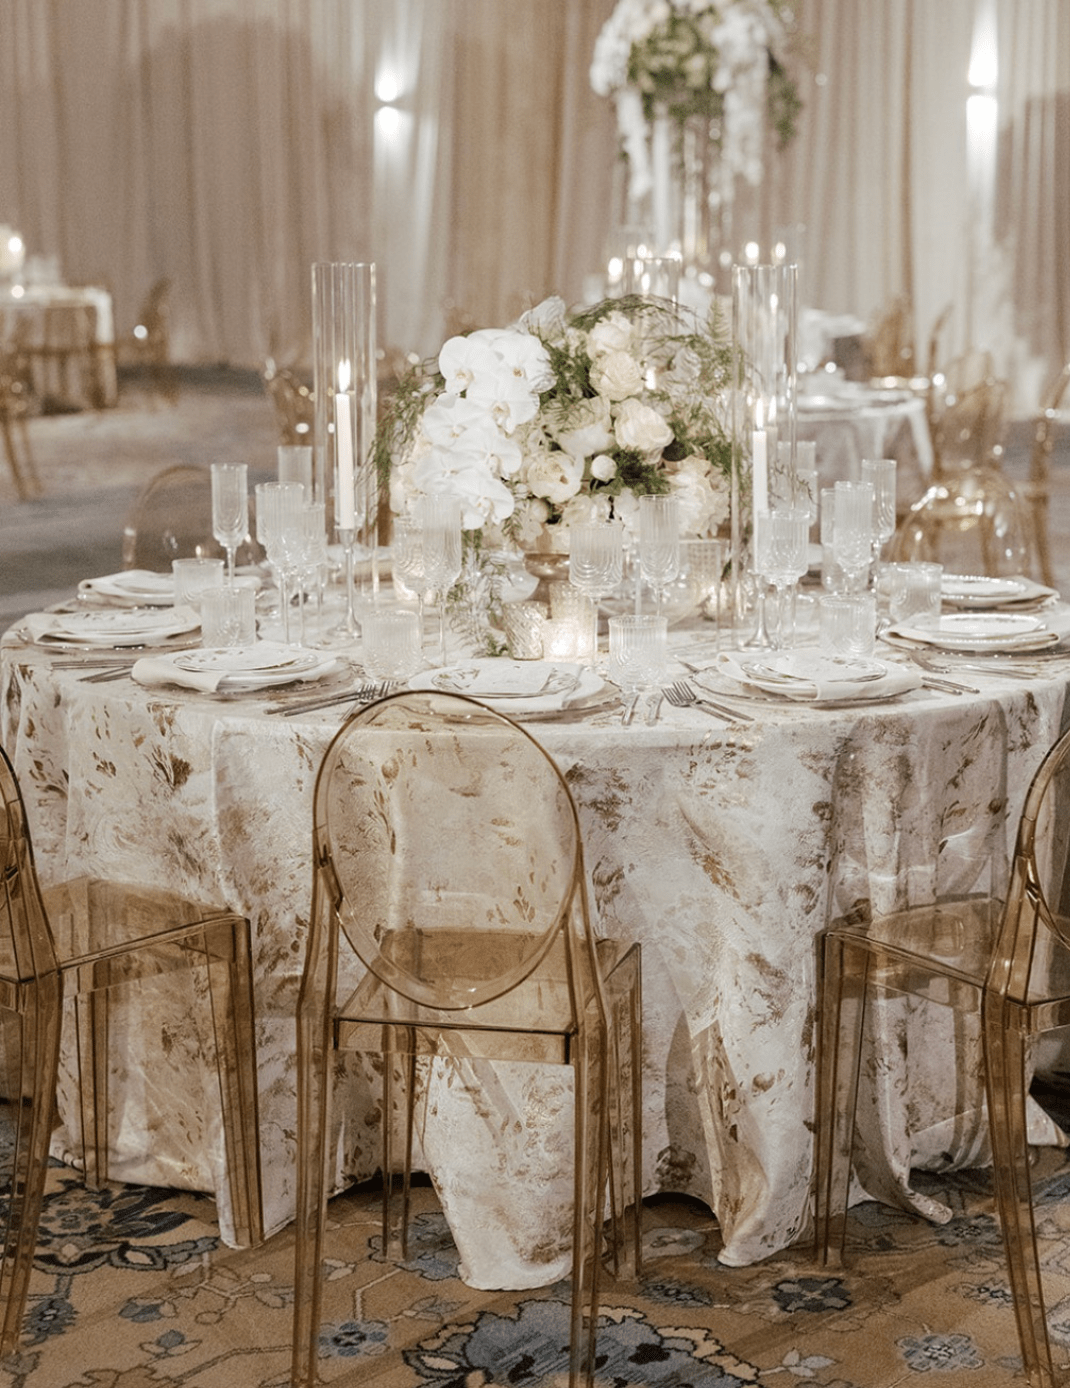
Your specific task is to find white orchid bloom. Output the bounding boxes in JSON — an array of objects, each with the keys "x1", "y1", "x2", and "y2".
[
  {"x1": 466, "y1": 361, "x2": 541, "y2": 434},
  {"x1": 438, "y1": 336, "x2": 502, "y2": 397}
]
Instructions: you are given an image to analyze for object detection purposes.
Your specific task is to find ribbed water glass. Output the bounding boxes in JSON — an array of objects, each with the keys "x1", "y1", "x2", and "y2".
[
  {"x1": 569, "y1": 520, "x2": 623, "y2": 658},
  {"x1": 832, "y1": 480, "x2": 875, "y2": 594},
  {"x1": 638, "y1": 495, "x2": 680, "y2": 615}
]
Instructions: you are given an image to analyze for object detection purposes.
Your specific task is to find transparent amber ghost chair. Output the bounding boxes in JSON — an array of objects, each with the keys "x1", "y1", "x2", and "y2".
[
  {"x1": 0, "y1": 340, "x2": 39, "y2": 500},
  {"x1": 121, "y1": 462, "x2": 261, "y2": 571},
  {"x1": 890, "y1": 368, "x2": 1028, "y2": 576},
  {"x1": 1022, "y1": 361, "x2": 1070, "y2": 589},
  {"x1": 814, "y1": 724, "x2": 1070, "y2": 1388},
  {"x1": 0, "y1": 745, "x2": 263, "y2": 1354},
  {"x1": 292, "y1": 689, "x2": 642, "y2": 1388}
]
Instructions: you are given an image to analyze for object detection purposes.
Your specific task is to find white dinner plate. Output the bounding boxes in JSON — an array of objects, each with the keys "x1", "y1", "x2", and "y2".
[
  {"x1": 754, "y1": 652, "x2": 888, "y2": 684},
  {"x1": 37, "y1": 607, "x2": 200, "y2": 647},
  {"x1": 408, "y1": 659, "x2": 602, "y2": 714},
  {"x1": 940, "y1": 574, "x2": 1029, "y2": 603},
  {"x1": 174, "y1": 647, "x2": 321, "y2": 676}
]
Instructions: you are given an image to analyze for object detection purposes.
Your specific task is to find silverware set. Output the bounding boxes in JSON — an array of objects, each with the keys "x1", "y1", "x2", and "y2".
[{"x1": 268, "y1": 681, "x2": 395, "y2": 717}]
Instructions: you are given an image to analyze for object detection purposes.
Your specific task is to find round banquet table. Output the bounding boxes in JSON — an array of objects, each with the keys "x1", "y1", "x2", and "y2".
[
  {"x1": 797, "y1": 384, "x2": 933, "y2": 503},
  {"x1": 2, "y1": 628, "x2": 1069, "y2": 1283}
]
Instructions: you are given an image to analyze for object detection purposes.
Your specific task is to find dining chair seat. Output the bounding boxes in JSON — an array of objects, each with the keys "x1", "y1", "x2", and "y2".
[
  {"x1": 814, "y1": 722, "x2": 1070, "y2": 1388},
  {"x1": 0, "y1": 745, "x2": 264, "y2": 1354},
  {"x1": 291, "y1": 689, "x2": 643, "y2": 1388}
]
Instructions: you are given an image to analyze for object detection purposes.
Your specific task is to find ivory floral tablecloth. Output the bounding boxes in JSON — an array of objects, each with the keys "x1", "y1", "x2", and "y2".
[{"x1": 2, "y1": 638, "x2": 1068, "y2": 1280}]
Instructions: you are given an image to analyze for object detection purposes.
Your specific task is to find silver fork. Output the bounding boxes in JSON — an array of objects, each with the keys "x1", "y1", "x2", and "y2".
[
  {"x1": 272, "y1": 681, "x2": 393, "y2": 717},
  {"x1": 662, "y1": 680, "x2": 754, "y2": 725}
]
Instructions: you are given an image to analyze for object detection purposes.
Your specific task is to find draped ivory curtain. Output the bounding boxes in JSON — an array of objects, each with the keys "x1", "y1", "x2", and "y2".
[{"x1": 0, "y1": 0, "x2": 1065, "y2": 413}]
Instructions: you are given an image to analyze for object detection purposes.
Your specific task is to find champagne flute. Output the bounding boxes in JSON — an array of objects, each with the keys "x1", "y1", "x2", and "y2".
[
  {"x1": 638, "y1": 495, "x2": 680, "y2": 616},
  {"x1": 211, "y1": 462, "x2": 248, "y2": 584},
  {"x1": 755, "y1": 507, "x2": 810, "y2": 648},
  {"x1": 255, "y1": 481, "x2": 305, "y2": 644},
  {"x1": 417, "y1": 495, "x2": 462, "y2": 667},
  {"x1": 392, "y1": 516, "x2": 426, "y2": 631},
  {"x1": 568, "y1": 520, "x2": 623, "y2": 660},
  {"x1": 860, "y1": 457, "x2": 897, "y2": 570},
  {"x1": 832, "y1": 480, "x2": 875, "y2": 596}
]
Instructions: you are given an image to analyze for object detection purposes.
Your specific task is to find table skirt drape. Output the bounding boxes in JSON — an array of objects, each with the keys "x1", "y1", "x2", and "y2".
[{"x1": 2, "y1": 644, "x2": 1067, "y2": 1274}]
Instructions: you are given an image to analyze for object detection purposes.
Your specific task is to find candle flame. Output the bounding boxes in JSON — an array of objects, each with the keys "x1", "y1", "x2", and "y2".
[{"x1": 337, "y1": 359, "x2": 351, "y2": 393}]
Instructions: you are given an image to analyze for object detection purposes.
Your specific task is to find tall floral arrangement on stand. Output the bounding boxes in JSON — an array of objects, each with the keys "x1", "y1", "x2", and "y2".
[
  {"x1": 375, "y1": 294, "x2": 735, "y2": 649},
  {"x1": 591, "y1": 0, "x2": 801, "y2": 256}
]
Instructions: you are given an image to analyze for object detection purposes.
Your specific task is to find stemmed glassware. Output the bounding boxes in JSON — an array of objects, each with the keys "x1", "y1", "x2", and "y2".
[
  {"x1": 754, "y1": 507, "x2": 810, "y2": 648},
  {"x1": 638, "y1": 495, "x2": 680, "y2": 615},
  {"x1": 417, "y1": 495, "x2": 462, "y2": 667},
  {"x1": 832, "y1": 480, "x2": 875, "y2": 595},
  {"x1": 211, "y1": 463, "x2": 248, "y2": 585},
  {"x1": 568, "y1": 520, "x2": 623, "y2": 660},
  {"x1": 392, "y1": 516, "x2": 426, "y2": 630},
  {"x1": 255, "y1": 481, "x2": 305, "y2": 645},
  {"x1": 860, "y1": 457, "x2": 897, "y2": 570}
]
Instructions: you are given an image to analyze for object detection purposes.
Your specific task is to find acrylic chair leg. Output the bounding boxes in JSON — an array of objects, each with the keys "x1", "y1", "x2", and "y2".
[
  {"x1": 291, "y1": 978, "x2": 335, "y2": 1388},
  {"x1": 627, "y1": 963, "x2": 644, "y2": 1277},
  {"x1": 0, "y1": 980, "x2": 62, "y2": 1356},
  {"x1": 204, "y1": 922, "x2": 264, "y2": 1247},
  {"x1": 813, "y1": 934, "x2": 870, "y2": 1265},
  {"x1": 73, "y1": 986, "x2": 110, "y2": 1190},
  {"x1": 400, "y1": 1045, "x2": 417, "y2": 1261},
  {"x1": 983, "y1": 998, "x2": 1057, "y2": 1388}
]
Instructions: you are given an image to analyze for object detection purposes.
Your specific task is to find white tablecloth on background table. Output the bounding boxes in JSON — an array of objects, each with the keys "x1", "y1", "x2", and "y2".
[
  {"x1": 2, "y1": 629, "x2": 1067, "y2": 1279},
  {"x1": 0, "y1": 283, "x2": 117, "y2": 408},
  {"x1": 797, "y1": 385, "x2": 934, "y2": 506}
]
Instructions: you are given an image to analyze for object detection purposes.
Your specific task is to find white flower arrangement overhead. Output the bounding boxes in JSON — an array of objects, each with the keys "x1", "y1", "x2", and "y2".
[
  {"x1": 590, "y1": 0, "x2": 802, "y2": 214},
  {"x1": 375, "y1": 294, "x2": 735, "y2": 558}
]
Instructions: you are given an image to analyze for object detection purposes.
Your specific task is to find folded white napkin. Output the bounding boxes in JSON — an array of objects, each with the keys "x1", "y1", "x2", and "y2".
[
  {"x1": 132, "y1": 647, "x2": 347, "y2": 693},
  {"x1": 78, "y1": 569, "x2": 175, "y2": 604},
  {"x1": 716, "y1": 651, "x2": 922, "y2": 703}
]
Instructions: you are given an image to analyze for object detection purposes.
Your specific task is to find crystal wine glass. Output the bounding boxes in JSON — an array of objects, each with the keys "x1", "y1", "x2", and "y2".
[
  {"x1": 568, "y1": 520, "x2": 623, "y2": 660},
  {"x1": 417, "y1": 495, "x2": 462, "y2": 667},
  {"x1": 754, "y1": 507, "x2": 810, "y2": 648},
  {"x1": 638, "y1": 495, "x2": 680, "y2": 615},
  {"x1": 392, "y1": 516, "x2": 426, "y2": 632},
  {"x1": 860, "y1": 457, "x2": 897, "y2": 570},
  {"x1": 211, "y1": 462, "x2": 249, "y2": 584},
  {"x1": 832, "y1": 480, "x2": 875, "y2": 595}
]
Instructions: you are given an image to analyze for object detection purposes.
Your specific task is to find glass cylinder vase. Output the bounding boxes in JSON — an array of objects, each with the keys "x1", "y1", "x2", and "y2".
[
  {"x1": 311, "y1": 261, "x2": 379, "y2": 591},
  {"x1": 730, "y1": 261, "x2": 798, "y2": 638}
]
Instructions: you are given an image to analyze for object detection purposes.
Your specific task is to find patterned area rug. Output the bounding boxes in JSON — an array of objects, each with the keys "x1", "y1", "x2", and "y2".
[{"x1": 6, "y1": 1139, "x2": 1070, "y2": 1388}]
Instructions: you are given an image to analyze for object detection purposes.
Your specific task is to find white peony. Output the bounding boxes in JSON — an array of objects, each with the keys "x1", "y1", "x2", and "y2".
[
  {"x1": 587, "y1": 311, "x2": 637, "y2": 358},
  {"x1": 546, "y1": 395, "x2": 615, "y2": 461},
  {"x1": 522, "y1": 450, "x2": 586, "y2": 507}
]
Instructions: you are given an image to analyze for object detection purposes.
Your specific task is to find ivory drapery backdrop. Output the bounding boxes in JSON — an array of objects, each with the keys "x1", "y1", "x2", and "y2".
[{"x1": 0, "y1": 0, "x2": 1065, "y2": 414}]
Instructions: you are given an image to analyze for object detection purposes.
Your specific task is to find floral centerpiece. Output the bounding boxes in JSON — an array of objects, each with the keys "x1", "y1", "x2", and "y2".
[
  {"x1": 375, "y1": 294, "x2": 735, "y2": 651},
  {"x1": 591, "y1": 0, "x2": 801, "y2": 217},
  {"x1": 378, "y1": 293, "x2": 733, "y2": 550}
]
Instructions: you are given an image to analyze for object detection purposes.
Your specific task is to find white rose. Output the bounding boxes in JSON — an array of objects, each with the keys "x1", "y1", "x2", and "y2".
[
  {"x1": 614, "y1": 396, "x2": 673, "y2": 453},
  {"x1": 590, "y1": 453, "x2": 617, "y2": 482},
  {"x1": 587, "y1": 311, "x2": 636, "y2": 358},
  {"x1": 522, "y1": 451, "x2": 585, "y2": 506},
  {"x1": 590, "y1": 350, "x2": 644, "y2": 402}
]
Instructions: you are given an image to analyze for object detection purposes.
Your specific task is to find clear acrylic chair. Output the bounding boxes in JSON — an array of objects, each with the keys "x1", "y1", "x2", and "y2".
[
  {"x1": 1023, "y1": 361, "x2": 1070, "y2": 589},
  {"x1": 814, "y1": 724, "x2": 1070, "y2": 1388},
  {"x1": 121, "y1": 463, "x2": 262, "y2": 572},
  {"x1": 0, "y1": 745, "x2": 264, "y2": 1353},
  {"x1": 291, "y1": 689, "x2": 642, "y2": 1388}
]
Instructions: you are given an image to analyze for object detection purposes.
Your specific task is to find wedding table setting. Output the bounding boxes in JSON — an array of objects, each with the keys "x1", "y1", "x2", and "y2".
[{"x1": 4, "y1": 250, "x2": 1070, "y2": 1291}]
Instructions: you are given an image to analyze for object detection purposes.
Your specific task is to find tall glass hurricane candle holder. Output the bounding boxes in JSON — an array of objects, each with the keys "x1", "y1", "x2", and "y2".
[
  {"x1": 732, "y1": 261, "x2": 798, "y2": 646},
  {"x1": 312, "y1": 261, "x2": 377, "y2": 639}
]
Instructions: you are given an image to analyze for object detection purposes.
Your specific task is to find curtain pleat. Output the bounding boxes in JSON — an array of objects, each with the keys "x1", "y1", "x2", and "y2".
[{"x1": 0, "y1": 0, "x2": 1065, "y2": 411}]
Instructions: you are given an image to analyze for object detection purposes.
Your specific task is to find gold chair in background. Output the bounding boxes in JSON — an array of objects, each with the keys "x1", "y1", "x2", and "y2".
[
  {"x1": 0, "y1": 744, "x2": 263, "y2": 1353},
  {"x1": 120, "y1": 278, "x2": 177, "y2": 404},
  {"x1": 291, "y1": 690, "x2": 643, "y2": 1388},
  {"x1": 1022, "y1": 361, "x2": 1070, "y2": 589},
  {"x1": 814, "y1": 723, "x2": 1070, "y2": 1388},
  {"x1": 0, "y1": 339, "x2": 40, "y2": 500},
  {"x1": 890, "y1": 353, "x2": 1027, "y2": 575},
  {"x1": 863, "y1": 294, "x2": 916, "y2": 382}
]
